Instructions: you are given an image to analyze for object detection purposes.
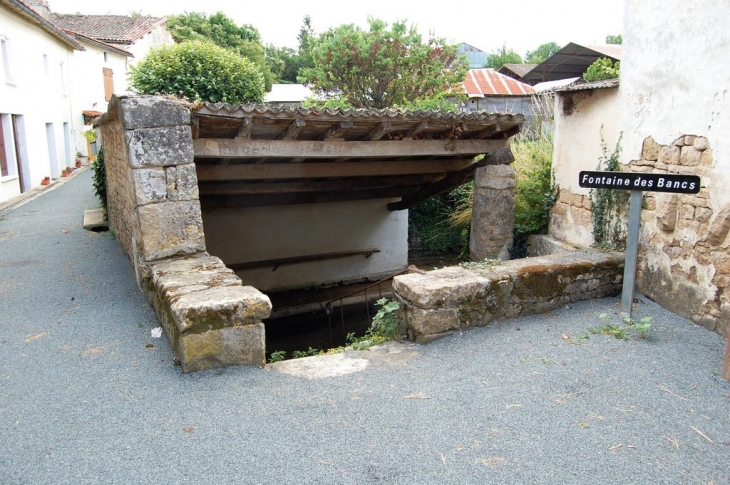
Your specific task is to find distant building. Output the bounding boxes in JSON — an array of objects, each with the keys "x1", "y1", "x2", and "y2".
[
  {"x1": 498, "y1": 63, "x2": 538, "y2": 81},
  {"x1": 458, "y1": 43, "x2": 488, "y2": 69},
  {"x1": 520, "y1": 42, "x2": 621, "y2": 84},
  {"x1": 264, "y1": 84, "x2": 313, "y2": 107}
]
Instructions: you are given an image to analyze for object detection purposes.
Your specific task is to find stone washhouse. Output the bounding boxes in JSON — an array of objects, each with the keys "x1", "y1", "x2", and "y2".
[
  {"x1": 96, "y1": 95, "x2": 525, "y2": 371},
  {"x1": 97, "y1": 95, "x2": 625, "y2": 372}
]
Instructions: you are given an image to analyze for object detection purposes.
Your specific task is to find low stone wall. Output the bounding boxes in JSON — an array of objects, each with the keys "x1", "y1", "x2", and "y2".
[
  {"x1": 138, "y1": 253, "x2": 271, "y2": 372},
  {"x1": 393, "y1": 251, "x2": 624, "y2": 343}
]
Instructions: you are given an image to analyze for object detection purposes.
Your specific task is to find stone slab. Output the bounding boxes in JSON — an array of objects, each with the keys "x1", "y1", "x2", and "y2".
[{"x1": 82, "y1": 208, "x2": 108, "y2": 231}]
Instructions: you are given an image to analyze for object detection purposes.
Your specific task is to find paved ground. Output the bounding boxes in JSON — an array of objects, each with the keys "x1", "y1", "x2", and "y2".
[{"x1": 1, "y1": 170, "x2": 729, "y2": 484}]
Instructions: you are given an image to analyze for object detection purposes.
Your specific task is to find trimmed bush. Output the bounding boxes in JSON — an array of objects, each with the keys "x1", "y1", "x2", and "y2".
[{"x1": 129, "y1": 40, "x2": 265, "y2": 104}]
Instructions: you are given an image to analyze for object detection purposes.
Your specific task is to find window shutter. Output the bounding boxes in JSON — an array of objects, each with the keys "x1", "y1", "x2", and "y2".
[{"x1": 103, "y1": 68, "x2": 114, "y2": 101}]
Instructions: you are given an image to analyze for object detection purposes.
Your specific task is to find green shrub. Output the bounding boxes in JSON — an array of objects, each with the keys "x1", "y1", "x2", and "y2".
[
  {"x1": 129, "y1": 40, "x2": 265, "y2": 104},
  {"x1": 590, "y1": 132, "x2": 627, "y2": 249},
  {"x1": 91, "y1": 146, "x2": 107, "y2": 219},
  {"x1": 583, "y1": 57, "x2": 620, "y2": 82},
  {"x1": 409, "y1": 184, "x2": 471, "y2": 256}
]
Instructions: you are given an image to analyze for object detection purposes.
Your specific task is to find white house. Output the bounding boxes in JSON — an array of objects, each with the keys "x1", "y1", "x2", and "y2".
[
  {"x1": 51, "y1": 11, "x2": 172, "y2": 157},
  {"x1": 0, "y1": 0, "x2": 81, "y2": 202}
]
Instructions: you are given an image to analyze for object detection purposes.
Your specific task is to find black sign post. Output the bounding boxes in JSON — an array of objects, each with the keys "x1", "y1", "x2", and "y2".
[{"x1": 579, "y1": 171, "x2": 701, "y2": 317}]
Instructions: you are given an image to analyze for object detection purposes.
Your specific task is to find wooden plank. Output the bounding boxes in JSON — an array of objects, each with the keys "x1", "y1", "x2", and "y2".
[
  {"x1": 387, "y1": 148, "x2": 514, "y2": 211},
  {"x1": 196, "y1": 158, "x2": 477, "y2": 181},
  {"x1": 474, "y1": 125, "x2": 499, "y2": 139},
  {"x1": 228, "y1": 248, "x2": 381, "y2": 272},
  {"x1": 194, "y1": 138, "x2": 507, "y2": 159},
  {"x1": 200, "y1": 187, "x2": 413, "y2": 209},
  {"x1": 191, "y1": 116, "x2": 200, "y2": 140},
  {"x1": 408, "y1": 120, "x2": 428, "y2": 139},
  {"x1": 280, "y1": 119, "x2": 306, "y2": 140},
  {"x1": 198, "y1": 173, "x2": 446, "y2": 196},
  {"x1": 368, "y1": 121, "x2": 392, "y2": 141}
]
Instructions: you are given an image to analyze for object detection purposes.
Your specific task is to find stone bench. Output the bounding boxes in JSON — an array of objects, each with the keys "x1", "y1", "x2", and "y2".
[
  {"x1": 138, "y1": 253, "x2": 271, "y2": 372},
  {"x1": 393, "y1": 251, "x2": 625, "y2": 343}
]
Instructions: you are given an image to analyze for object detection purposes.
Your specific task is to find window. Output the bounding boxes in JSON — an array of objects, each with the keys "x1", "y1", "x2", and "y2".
[
  {"x1": 1, "y1": 36, "x2": 13, "y2": 84},
  {"x1": 43, "y1": 54, "x2": 49, "y2": 78},
  {"x1": 103, "y1": 67, "x2": 114, "y2": 101},
  {"x1": 103, "y1": 51, "x2": 108, "y2": 63}
]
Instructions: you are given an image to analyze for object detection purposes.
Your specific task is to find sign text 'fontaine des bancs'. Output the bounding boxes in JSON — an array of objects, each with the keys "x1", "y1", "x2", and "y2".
[{"x1": 579, "y1": 170, "x2": 702, "y2": 318}]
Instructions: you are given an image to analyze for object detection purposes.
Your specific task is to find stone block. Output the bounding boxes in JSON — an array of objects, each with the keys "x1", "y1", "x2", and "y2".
[
  {"x1": 474, "y1": 164, "x2": 516, "y2": 189},
  {"x1": 707, "y1": 204, "x2": 730, "y2": 246},
  {"x1": 136, "y1": 200, "x2": 205, "y2": 261},
  {"x1": 655, "y1": 193, "x2": 678, "y2": 231},
  {"x1": 658, "y1": 145, "x2": 680, "y2": 166},
  {"x1": 700, "y1": 148, "x2": 713, "y2": 166},
  {"x1": 121, "y1": 96, "x2": 191, "y2": 130},
  {"x1": 679, "y1": 146, "x2": 702, "y2": 166},
  {"x1": 403, "y1": 306, "x2": 460, "y2": 342},
  {"x1": 132, "y1": 168, "x2": 167, "y2": 204},
  {"x1": 693, "y1": 136, "x2": 709, "y2": 151},
  {"x1": 166, "y1": 164, "x2": 200, "y2": 201},
  {"x1": 642, "y1": 136, "x2": 660, "y2": 161},
  {"x1": 170, "y1": 285, "x2": 272, "y2": 333},
  {"x1": 178, "y1": 324, "x2": 266, "y2": 373},
  {"x1": 127, "y1": 125, "x2": 194, "y2": 168},
  {"x1": 683, "y1": 135, "x2": 697, "y2": 146},
  {"x1": 392, "y1": 267, "x2": 495, "y2": 309}
]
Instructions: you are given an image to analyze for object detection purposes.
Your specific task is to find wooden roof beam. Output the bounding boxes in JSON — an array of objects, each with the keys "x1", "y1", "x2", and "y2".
[
  {"x1": 279, "y1": 119, "x2": 306, "y2": 141},
  {"x1": 235, "y1": 117, "x2": 253, "y2": 139},
  {"x1": 196, "y1": 158, "x2": 478, "y2": 181},
  {"x1": 323, "y1": 121, "x2": 354, "y2": 140},
  {"x1": 194, "y1": 138, "x2": 507, "y2": 159},
  {"x1": 368, "y1": 121, "x2": 392, "y2": 141}
]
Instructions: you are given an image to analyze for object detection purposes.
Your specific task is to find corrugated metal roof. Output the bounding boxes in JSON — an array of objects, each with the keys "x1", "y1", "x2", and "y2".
[
  {"x1": 50, "y1": 13, "x2": 166, "y2": 45},
  {"x1": 555, "y1": 78, "x2": 619, "y2": 92},
  {"x1": 195, "y1": 102, "x2": 525, "y2": 126},
  {"x1": 499, "y1": 63, "x2": 538, "y2": 78},
  {"x1": 0, "y1": 0, "x2": 83, "y2": 50},
  {"x1": 521, "y1": 43, "x2": 622, "y2": 84},
  {"x1": 462, "y1": 69, "x2": 535, "y2": 97}
]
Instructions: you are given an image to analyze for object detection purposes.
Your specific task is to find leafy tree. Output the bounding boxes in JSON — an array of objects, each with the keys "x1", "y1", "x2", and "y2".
[
  {"x1": 264, "y1": 16, "x2": 316, "y2": 84},
  {"x1": 525, "y1": 42, "x2": 561, "y2": 64},
  {"x1": 128, "y1": 40, "x2": 265, "y2": 104},
  {"x1": 299, "y1": 17, "x2": 467, "y2": 109},
  {"x1": 166, "y1": 12, "x2": 273, "y2": 90},
  {"x1": 485, "y1": 44, "x2": 522, "y2": 69},
  {"x1": 605, "y1": 34, "x2": 622, "y2": 45},
  {"x1": 583, "y1": 57, "x2": 620, "y2": 81}
]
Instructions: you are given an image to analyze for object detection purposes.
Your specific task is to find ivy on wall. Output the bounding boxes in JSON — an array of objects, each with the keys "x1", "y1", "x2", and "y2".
[{"x1": 590, "y1": 131, "x2": 628, "y2": 249}]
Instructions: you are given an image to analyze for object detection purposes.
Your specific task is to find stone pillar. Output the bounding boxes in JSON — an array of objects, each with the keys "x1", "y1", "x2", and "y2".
[
  {"x1": 470, "y1": 155, "x2": 516, "y2": 261},
  {"x1": 97, "y1": 96, "x2": 271, "y2": 372}
]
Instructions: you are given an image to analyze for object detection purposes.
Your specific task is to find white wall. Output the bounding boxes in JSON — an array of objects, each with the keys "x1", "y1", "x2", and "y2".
[
  {"x1": 125, "y1": 25, "x2": 173, "y2": 69},
  {"x1": 620, "y1": 0, "x2": 729, "y2": 207},
  {"x1": 68, "y1": 40, "x2": 128, "y2": 156},
  {"x1": 0, "y1": 7, "x2": 74, "y2": 202},
  {"x1": 550, "y1": 87, "x2": 621, "y2": 246},
  {"x1": 202, "y1": 199, "x2": 409, "y2": 292}
]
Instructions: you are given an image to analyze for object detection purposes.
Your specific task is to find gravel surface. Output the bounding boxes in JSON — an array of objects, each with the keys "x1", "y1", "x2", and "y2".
[{"x1": 1, "y1": 170, "x2": 728, "y2": 484}]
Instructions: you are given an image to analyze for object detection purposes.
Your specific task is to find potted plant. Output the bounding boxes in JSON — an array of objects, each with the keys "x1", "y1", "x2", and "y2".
[
  {"x1": 41, "y1": 176, "x2": 51, "y2": 186},
  {"x1": 61, "y1": 168, "x2": 68, "y2": 177},
  {"x1": 75, "y1": 150, "x2": 83, "y2": 168}
]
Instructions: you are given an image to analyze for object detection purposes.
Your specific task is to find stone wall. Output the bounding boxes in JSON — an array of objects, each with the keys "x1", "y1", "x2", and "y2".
[
  {"x1": 630, "y1": 135, "x2": 728, "y2": 336},
  {"x1": 393, "y1": 251, "x2": 623, "y2": 343},
  {"x1": 97, "y1": 95, "x2": 271, "y2": 372}
]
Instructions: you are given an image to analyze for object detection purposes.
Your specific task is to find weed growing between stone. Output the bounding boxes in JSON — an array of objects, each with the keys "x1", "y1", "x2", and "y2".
[
  {"x1": 267, "y1": 298, "x2": 401, "y2": 363},
  {"x1": 579, "y1": 312, "x2": 653, "y2": 341}
]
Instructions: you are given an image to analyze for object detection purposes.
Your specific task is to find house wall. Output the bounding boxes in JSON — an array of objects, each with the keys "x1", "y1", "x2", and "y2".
[
  {"x1": 124, "y1": 24, "x2": 173, "y2": 69},
  {"x1": 549, "y1": 87, "x2": 621, "y2": 247},
  {"x1": 202, "y1": 200, "x2": 409, "y2": 292},
  {"x1": 548, "y1": 0, "x2": 730, "y2": 337},
  {"x1": 618, "y1": 0, "x2": 730, "y2": 336},
  {"x1": 68, "y1": 41, "x2": 128, "y2": 156},
  {"x1": 0, "y1": 5, "x2": 74, "y2": 202}
]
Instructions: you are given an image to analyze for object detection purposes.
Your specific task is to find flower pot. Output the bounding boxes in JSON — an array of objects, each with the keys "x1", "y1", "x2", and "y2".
[
  {"x1": 75, "y1": 159, "x2": 82, "y2": 168},
  {"x1": 41, "y1": 177, "x2": 50, "y2": 186}
]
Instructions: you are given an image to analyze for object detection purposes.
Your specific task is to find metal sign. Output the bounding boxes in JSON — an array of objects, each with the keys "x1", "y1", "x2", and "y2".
[
  {"x1": 579, "y1": 171, "x2": 700, "y2": 194},
  {"x1": 579, "y1": 170, "x2": 701, "y2": 318}
]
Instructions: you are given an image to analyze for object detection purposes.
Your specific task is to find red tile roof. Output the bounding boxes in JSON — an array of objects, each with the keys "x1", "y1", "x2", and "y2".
[
  {"x1": 0, "y1": 0, "x2": 83, "y2": 50},
  {"x1": 50, "y1": 13, "x2": 166, "y2": 45},
  {"x1": 462, "y1": 69, "x2": 536, "y2": 97}
]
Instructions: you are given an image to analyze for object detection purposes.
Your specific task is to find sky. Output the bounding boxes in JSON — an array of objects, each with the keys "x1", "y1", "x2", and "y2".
[{"x1": 51, "y1": 0, "x2": 625, "y2": 57}]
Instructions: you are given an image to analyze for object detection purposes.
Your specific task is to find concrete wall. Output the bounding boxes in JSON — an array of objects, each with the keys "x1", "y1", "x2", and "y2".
[
  {"x1": 0, "y1": 6, "x2": 74, "y2": 201},
  {"x1": 550, "y1": 87, "x2": 621, "y2": 247},
  {"x1": 125, "y1": 25, "x2": 173, "y2": 69},
  {"x1": 202, "y1": 199, "x2": 409, "y2": 292}
]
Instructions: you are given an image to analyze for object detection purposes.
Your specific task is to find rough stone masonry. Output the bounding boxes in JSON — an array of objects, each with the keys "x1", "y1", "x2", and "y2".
[{"x1": 97, "y1": 96, "x2": 271, "y2": 372}]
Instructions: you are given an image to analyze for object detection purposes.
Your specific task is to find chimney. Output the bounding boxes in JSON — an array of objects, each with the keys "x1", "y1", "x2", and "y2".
[{"x1": 27, "y1": 0, "x2": 51, "y2": 21}]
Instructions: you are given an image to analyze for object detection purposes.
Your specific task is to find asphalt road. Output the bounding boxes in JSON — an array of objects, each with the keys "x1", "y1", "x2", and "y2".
[{"x1": 1, "y1": 170, "x2": 728, "y2": 484}]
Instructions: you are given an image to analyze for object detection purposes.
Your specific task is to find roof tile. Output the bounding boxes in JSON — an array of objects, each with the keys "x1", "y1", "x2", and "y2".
[{"x1": 50, "y1": 13, "x2": 166, "y2": 44}]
